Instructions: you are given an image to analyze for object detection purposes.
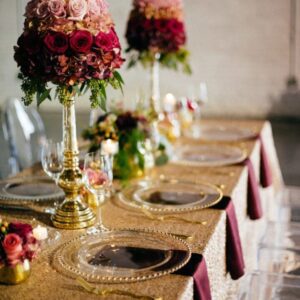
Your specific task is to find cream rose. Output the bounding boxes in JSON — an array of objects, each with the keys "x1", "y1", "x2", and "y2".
[{"x1": 68, "y1": 0, "x2": 88, "y2": 21}]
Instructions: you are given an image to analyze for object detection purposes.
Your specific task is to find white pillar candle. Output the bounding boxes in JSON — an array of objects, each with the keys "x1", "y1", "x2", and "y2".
[
  {"x1": 163, "y1": 93, "x2": 177, "y2": 112},
  {"x1": 101, "y1": 139, "x2": 119, "y2": 155},
  {"x1": 33, "y1": 225, "x2": 48, "y2": 241}
]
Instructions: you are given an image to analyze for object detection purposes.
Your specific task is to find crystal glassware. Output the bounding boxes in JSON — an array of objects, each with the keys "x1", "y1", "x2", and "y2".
[
  {"x1": 41, "y1": 140, "x2": 64, "y2": 184},
  {"x1": 83, "y1": 152, "x2": 113, "y2": 232}
]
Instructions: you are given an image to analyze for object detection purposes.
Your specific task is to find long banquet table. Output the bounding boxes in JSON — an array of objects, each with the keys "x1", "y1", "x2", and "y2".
[{"x1": 0, "y1": 119, "x2": 283, "y2": 300}]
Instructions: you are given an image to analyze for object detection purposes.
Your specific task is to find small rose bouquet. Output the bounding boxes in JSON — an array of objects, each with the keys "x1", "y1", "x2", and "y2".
[
  {"x1": 83, "y1": 111, "x2": 151, "y2": 179},
  {"x1": 0, "y1": 220, "x2": 40, "y2": 268},
  {"x1": 14, "y1": 0, "x2": 124, "y2": 109},
  {"x1": 125, "y1": 0, "x2": 190, "y2": 72}
]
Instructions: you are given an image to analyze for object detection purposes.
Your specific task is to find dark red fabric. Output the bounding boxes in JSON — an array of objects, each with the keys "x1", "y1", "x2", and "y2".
[
  {"x1": 213, "y1": 197, "x2": 245, "y2": 280},
  {"x1": 258, "y1": 135, "x2": 273, "y2": 188},
  {"x1": 176, "y1": 254, "x2": 212, "y2": 300},
  {"x1": 243, "y1": 159, "x2": 263, "y2": 220}
]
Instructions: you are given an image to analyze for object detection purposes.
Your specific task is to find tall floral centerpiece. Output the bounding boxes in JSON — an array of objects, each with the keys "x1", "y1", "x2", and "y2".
[
  {"x1": 14, "y1": 0, "x2": 124, "y2": 229},
  {"x1": 125, "y1": 0, "x2": 190, "y2": 115}
]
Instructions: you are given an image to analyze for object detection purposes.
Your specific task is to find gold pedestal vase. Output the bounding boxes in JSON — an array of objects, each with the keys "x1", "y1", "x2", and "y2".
[
  {"x1": 52, "y1": 99, "x2": 96, "y2": 229},
  {"x1": 0, "y1": 260, "x2": 30, "y2": 285}
]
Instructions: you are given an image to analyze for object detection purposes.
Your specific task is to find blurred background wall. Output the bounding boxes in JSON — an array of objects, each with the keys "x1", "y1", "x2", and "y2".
[{"x1": 0, "y1": 0, "x2": 299, "y2": 185}]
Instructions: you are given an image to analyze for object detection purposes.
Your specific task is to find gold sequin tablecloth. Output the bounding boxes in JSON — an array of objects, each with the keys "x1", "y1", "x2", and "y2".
[{"x1": 0, "y1": 120, "x2": 283, "y2": 300}]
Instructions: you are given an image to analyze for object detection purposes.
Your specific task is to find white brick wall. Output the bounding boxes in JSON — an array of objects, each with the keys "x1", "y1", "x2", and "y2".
[{"x1": 0, "y1": 0, "x2": 299, "y2": 118}]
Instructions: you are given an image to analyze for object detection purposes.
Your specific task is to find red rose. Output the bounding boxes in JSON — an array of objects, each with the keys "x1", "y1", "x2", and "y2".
[
  {"x1": 17, "y1": 32, "x2": 41, "y2": 55},
  {"x1": 2, "y1": 234, "x2": 23, "y2": 266},
  {"x1": 70, "y1": 30, "x2": 93, "y2": 53},
  {"x1": 8, "y1": 222, "x2": 33, "y2": 242},
  {"x1": 44, "y1": 31, "x2": 69, "y2": 54},
  {"x1": 167, "y1": 19, "x2": 185, "y2": 36},
  {"x1": 94, "y1": 28, "x2": 119, "y2": 52}
]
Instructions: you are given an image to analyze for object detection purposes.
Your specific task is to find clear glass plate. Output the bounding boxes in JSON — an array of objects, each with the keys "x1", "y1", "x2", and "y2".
[
  {"x1": 0, "y1": 176, "x2": 64, "y2": 203},
  {"x1": 118, "y1": 178, "x2": 223, "y2": 213},
  {"x1": 185, "y1": 124, "x2": 256, "y2": 141},
  {"x1": 173, "y1": 145, "x2": 246, "y2": 167},
  {"x1": 52, "y1": 229, "x2": 191, "y2": 283}
]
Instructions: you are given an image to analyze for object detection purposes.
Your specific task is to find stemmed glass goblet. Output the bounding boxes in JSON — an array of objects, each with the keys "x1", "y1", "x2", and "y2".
[
  {"x1": 41, "y1": 140, "x2": 64, "y2": 185},
  {"x1": 83, "y1": 152, "x2": 113, "y2": 233}
]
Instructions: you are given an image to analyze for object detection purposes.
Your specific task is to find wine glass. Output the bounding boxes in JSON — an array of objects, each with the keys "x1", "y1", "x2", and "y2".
[
  {"x1": 187, "y1": 82, "x2": 208, "y2": 121},
  {"x1": 83, "y1": 152, "x2": 113, "y2": 232},
  {"x1": 41, "y1": 140, "x2": 64, "y2": 184}
]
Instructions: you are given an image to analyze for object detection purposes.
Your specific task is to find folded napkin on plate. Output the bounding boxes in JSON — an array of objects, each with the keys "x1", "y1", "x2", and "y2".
[
  {"x1": 258, "y1": 134, "x2": 273, "y2": 188},
  {"x1": 213, "y1": 196, "x2": 245, "y2": 280},
  {"x1": 175, "y1": 253, "x2": 212, "y2": 300},
  {"x1": 242, "y1": 159, "x2": 263, "y2": 220}
]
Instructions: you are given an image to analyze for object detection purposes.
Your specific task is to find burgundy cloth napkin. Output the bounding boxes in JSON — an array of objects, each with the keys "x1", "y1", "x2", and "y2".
[
  {"x1": 213, "y1": 197, "x2": 245, "y2": 280},
  {"x1": 243, "y1": 159, "x2": 263, "y2": 220},
  {"x1": 258, "y1": 134, "x2": 273, "y2": 188},
  {"x1": 175, "y1": 253, "x2": 212, "y2": 300}
]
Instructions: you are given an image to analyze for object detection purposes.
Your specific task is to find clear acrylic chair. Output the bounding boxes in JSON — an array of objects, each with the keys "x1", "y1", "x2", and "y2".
[
  {"x1": 238, "y1": 271, "x2": 300, "y2": 300},
  {"x1": 257, "y1": 246, "x2": 300, "y2": 277},
  {"x1": 260, "y1": 221, "x2": 300, "y2": 250},
  {"x1": 2, "y1": 97, "x2": 46, "y2": 175},
  {"x1": 278, "y1": 186, "x2": 300, "y2": 223}
]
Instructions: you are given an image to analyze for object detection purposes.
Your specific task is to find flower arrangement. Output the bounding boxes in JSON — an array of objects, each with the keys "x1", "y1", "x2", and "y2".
[
  {"x1": 83, "y1": 111, "x2": 149, "y2": 179},
  {"x1": 125, "y1": 0, "x2": 190, "y2": 72},
  {"x1": 0, "y1": 220, "x2": 40, "y2": 268},
  {"x1": 14, "y1": 0, "x2": 124, "y2": 109}
]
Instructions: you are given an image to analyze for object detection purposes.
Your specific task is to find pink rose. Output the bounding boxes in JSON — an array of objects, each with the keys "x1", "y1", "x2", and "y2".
[
  {"x1": 98, "y1": 0, "x2": 109, "y2": 13},
  {"x1": 36, "y1": 0, "x2": 50, "y2": 19},
  {"x1": 2, "y1": 234, "x2": 23, "y2": 266},
  {"x1": 87, "y1": 0, "x2": 100, "y2": 16},
  {"x1": 70, "y1": 30, "x2": 93, "y2": 53},
  {"x1": 44, "y1": 31, "x2": 69, "y2": 54},
  {"x1": 48, "y1": 0, "x2": 66, "y2": 18},
  {"x1": 68, "y1": 0, "x2": 88, "y2": 21}
]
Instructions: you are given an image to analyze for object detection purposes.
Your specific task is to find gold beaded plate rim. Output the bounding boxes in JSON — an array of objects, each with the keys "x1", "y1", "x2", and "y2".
[
  {"x1": 172, "y1": 144, "x2": 247, "y2": 167},
  {"x1": 52, "y1": 228, "x2": 192, "y2": 283},
  {"x1": 185, "y1": 124, "x2": 257, "y2": 142},
  {"x1": 0, "y1": 176, "x2": 64, "y2": 203},
  {"x1": 118, "y1": 178, "x2": 223, "y2": 213}
]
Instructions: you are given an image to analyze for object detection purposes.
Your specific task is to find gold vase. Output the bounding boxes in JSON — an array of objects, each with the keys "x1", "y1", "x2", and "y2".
[
  {"x1": 52, "y1": 98, "x2": 96, "y2": 229},
  {"x1": 0, "y1": 260, "x2": 30, "y2": 285}
]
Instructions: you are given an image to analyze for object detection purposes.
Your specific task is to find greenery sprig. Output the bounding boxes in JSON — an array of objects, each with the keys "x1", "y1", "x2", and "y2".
[{"x1": 19, "y1": 71, "x2": 124, "y2": 111}]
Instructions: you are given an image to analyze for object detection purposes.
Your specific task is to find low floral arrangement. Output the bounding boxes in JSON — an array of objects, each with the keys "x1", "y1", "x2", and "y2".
[
  {"x1": 83, "y1": 111, "x2": 150, "y2": 179},
  {"x1": 125, "y1": 0, "x2": 190, "y2": 73},
  {"x1": 0, "y1": 220, "x2": 40, "y2": 268},
  {"x1": 14, "y1": 0, "x2": 124, "y2": 109}
]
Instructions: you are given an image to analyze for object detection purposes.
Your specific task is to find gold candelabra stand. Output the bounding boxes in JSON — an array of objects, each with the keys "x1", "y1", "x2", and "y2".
[{"x1": 52, "y1": 98, "x2": 95, "y2": 229}]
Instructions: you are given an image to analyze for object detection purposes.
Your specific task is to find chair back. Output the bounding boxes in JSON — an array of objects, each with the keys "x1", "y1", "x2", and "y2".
[{"x1": 2, "y1": 98, "x2": 46, "y2": 174}]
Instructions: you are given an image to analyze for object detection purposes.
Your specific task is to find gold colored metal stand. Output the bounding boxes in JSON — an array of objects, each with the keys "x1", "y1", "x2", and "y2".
[{"x1": 52, "y1": 99, "x2": 95, "y2": 229}]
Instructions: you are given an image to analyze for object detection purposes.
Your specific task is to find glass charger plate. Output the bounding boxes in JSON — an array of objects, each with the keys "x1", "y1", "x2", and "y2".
[
  {"x1": 52, "y1": 229, "x2": 191, "y2": 283},
  {"x1": 0, "y1": 176, "x2": 64, "y2": 204},
  {"x1": 185, "y1": 124, "x2": 257, "y2": 141},
  {"x1": 173, "y1": 144, "x2": 246, "y2": 167},
  {"x1": 118, "y1": 178, "x2": 222, "y2": 213}
]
